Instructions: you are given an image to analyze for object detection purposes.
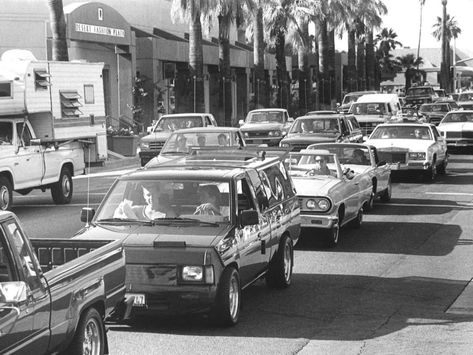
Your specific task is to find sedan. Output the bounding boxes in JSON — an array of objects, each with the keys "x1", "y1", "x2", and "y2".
[
  {"x1": 365, "y1": 123, "x2": 448, "y2": 181},
  {"x1": 437, "y1": 110, "x2": 473, "y2": 149}
]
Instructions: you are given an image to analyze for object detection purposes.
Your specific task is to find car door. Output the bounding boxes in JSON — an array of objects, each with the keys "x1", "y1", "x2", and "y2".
[
  {"x1": 431, "y1": 126, "x2": 447, "y2": 162},
  {"x1": 13, "y1": 122, "x2": 43, "y2": 188},
  {"x1": 370, "y1": 146, "x2": 390, "y2": 192},
  {"x1": 234, "y1": 175, "x2": 270, "y2": 286}
]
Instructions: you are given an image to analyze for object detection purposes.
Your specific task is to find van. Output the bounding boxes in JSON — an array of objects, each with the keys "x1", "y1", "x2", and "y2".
[{"x1": 349, "y1": 93, "x2": 402, "y2": 137}]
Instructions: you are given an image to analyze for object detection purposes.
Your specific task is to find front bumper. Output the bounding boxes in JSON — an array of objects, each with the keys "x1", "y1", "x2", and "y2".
[
  {"x1": 300, "y1": 212, "x2": 338, "y2": 229},
  {"x1": 388, "y1": 161, "x2": 433, "y2": 171},
  {"x1": 244, "y1": 137, "x2": 282, "y2": 146}
]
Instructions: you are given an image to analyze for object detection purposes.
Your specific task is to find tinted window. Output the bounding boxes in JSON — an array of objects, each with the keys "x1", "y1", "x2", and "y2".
[{"x1": 0, "y1": 122, "x2": 13, "y2": 145}]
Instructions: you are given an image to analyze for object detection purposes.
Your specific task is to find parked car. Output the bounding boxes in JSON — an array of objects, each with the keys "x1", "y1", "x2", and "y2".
[
  {"x1": 307, "y1": 143, "x2": 392, "y2": 210},
  {"x1": 437, "y1": 110, "x2": 473, "y2": 149},
  {"x1": 76, "y1": 150, "x2": 301, "y2": 326},
  {"x1": 0, "y1": 211, "x2": 127, "y2": 354},
  {"x1": 138, "y1": 113, "x2": 218, "y2": 166},
  {"x1": 418, "y1": 102, "x2": 457, "y2": 125},
  {"x1": 286, "y1": 149, "x2": 372, "y2": 247},
  {"x1": 365, "y1": 122, "x2": 448, "y2": 181},
  {"x1": 239, "y1": 108, "x2": 293, "y2": 146},
  {"x1": 146, "y1": 127, "x2": 246, "y2": 165},
  {"x1": 279, "y1": 113, "x2": 363, "y2": 151},
  {"x1": 404, "y1": 85, "x2": 439, "y2": 108},
  {"x1": 338, "y1": 90, "x2": 378, "y2": 113},
  {"x1": 349, "y1": 93, "x2": 402, "y2": 137}
]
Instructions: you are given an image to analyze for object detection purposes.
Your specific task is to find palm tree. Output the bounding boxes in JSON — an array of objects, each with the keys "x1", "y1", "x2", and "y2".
[
  {"x1": 416, "y1": 0, "x2": 426, "y2": 70},
  {"x1": 47, "y1": 0, "x2": 68, "y2": 61},
  {"x1": 375, "y1": 28, "x2": 402, "y2": 84},
  {"x1": 397, "y1": 54, "x2": 424, "y2": 91},
  {"x1": 172, "y1": 0, "x2": 215, "y2": 113}
]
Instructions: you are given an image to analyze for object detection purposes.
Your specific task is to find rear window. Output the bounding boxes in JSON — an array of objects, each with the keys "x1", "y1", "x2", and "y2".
[{"x1": 156, "y1": 116, "x2": 203, "y2": 132}]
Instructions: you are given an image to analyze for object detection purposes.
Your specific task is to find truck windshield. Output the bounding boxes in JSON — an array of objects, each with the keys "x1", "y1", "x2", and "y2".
[
  {"x1": 350, "y1": 103, "x2": 387, "y2": 115},
  {"x1": 247, "y1": 111, "x2": 283, "y2": 123},
  {"x1": 161, "y1": 131, "x2": 240, "y2": 154},
  {"x1": 95, "y1": 179, "x2": 231, "y2": 224},
  {"x1": 289, "y1": 118, "x2": 339, "y2": 133},
  {"x1": 155, "y1": 116, "x2": 203, "y2": 132}
]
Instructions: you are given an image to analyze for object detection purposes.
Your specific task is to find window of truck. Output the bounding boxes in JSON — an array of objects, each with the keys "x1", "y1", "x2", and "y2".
[{"x1": 0, "y1": 122, "x2": 13, "y2": 145}]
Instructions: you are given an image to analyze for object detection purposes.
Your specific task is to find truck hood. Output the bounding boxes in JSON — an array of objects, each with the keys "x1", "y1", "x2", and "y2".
[
  {"x1": 240, "y1": 123, "x2": 284, "y2": 131},
  {"x1": 140, "y1": 131, "x2": 172, "y2": 143},
  {"x1": 282, "y1": 133, "x2": 338, "y2": 145},
  {"x1": 74, "y1": 223, "x2": 232, "y2": 248},
  {"x1": 438, "y1": 122, "x2": 473, "y2": 132},
  {"x1": 290, "y1": 176, "x2": 339, "y2": 196},
  {"x1": 367, "y1": 139, "x2": 433, "y2": 150}
]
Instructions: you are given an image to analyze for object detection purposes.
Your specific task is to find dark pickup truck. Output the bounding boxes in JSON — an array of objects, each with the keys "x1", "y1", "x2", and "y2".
[
  {"x1": 405, "y1": 86, "x2": 439, "y2": 108},
  {"x1": 0, "y1": 211, "x2": 126, "y2": 355}
]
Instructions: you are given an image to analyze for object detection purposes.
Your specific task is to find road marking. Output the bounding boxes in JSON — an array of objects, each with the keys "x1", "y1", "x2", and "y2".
[
  {"x1": 426, "y1": 192, "x2": 473, "y2": 196},
  {"x1": 386, "y1": 202, "x2": 473, "y2": 208}
]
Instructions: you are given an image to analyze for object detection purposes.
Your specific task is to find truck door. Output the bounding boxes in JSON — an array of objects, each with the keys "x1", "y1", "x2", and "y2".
[
  {"x1": 0, "y1": 219, "x2": 49, "y2": 354},
  {"x1": 13, "y1": 122, "x2": 43, "y2": 188},
  {"x1": 235, "y1": 176, "x2": 271, "y2": 286}
]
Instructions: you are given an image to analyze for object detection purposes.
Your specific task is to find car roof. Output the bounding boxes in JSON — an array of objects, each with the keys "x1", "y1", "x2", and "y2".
[
  {"x1": 344, "y1": 91, "x2": 378, "y2": 96},
  {"x1": 297, "y1": 114, "x2": 341, "y2": 119},
  {"x1": 375, "y1": 122, "x2": 433, "y2": 128},
  {"x1": 306, "y1": 110, "x2": 339, "y2": 115},
  {"x1": 247, "y1": 108, "x2": 287, "y2": 113},
  {"x1": 308, "y1": 142, "x2": 373, "y2": 150},
  {"x1": 169, "y1": 127, "x2": 240, "y2": 134},
  {"x1": 355, "y1": 93, "x2": 399, "y2": 102},
  {"x1": 160, "y1": 113, "x2": 210, "y2": 118}
]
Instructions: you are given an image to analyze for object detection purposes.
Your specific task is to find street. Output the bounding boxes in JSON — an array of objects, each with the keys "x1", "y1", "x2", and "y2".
[{"x1": 11, "y1": 153, "x2": 473, "y2": 355}]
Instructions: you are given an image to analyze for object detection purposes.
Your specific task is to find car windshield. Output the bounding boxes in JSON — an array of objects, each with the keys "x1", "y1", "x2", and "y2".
[
  {"x1": 350, "y1": 103, "x2": 388, "y2": 115},
  {"x1": 458, "y1": 93, "x2": 473, "y2": 101},
  {"x1": 311, "y1": 145, "x2": 371, "y2": 166},
  {"x1": 95, "y1": 179, "x2": 231, "y2": 224},
  {"x1": 247, "y1": 111, "x2": 284, "y2": 123},
  {"x1": 421, "y1": 104, "x2": 449, "y2": 113},
  {"x1": 407, "y1": 88, "x2": 433, "y2": 96},
  {"x1": 155, "y1": 116, "x2": 203, "y2": 132},
  {"x1": 441, "y1": 112, "x2": 473, "y2": 123},
  {"x1": 161, "y1": 131, "x2": 242, "y2": 154},
  {"x1": 370, "y1": 126, "x2": 432, "y2": 140},
  {"x1": 289, "y1": 118, "x2": 339, "y2": 133},
  {"x1": 342, "y1": 94, "x2": 363, "y2": 105},
  {"x1": 286, "y1": 152, "x2": 339, "y2": 178}
]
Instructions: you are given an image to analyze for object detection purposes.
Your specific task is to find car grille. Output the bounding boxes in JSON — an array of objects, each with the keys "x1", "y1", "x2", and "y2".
[
  {"x1": 377, "y1": 151, "x2": 407, "y2": 164},
  {"x1": 246, "y1": 131, "x2": 269, "y2": 138},
  {"x1": 446, "y1": 131, "x2": 473, "y2": 139},
  {"x1": 126, "y1": 264, "x2": 177, "y2": 286},
  {"x1": 149, "y1": 142, "x2": 165, "y2": 151}
]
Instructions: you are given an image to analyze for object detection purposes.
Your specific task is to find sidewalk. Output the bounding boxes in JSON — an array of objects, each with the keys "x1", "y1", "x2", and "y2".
[{"x1": 87, "y1": 151, "x2": 141, "y2": 174}]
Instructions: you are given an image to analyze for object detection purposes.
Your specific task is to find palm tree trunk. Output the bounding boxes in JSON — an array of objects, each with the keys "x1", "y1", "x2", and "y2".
[
  {"x1": 328, "y1": 29, "x2": 336, "y2": 106},
  {"x1": 189, "y1": 2, "x2": 205, "y2": 113},
  {"x1": 365, "y1": 30, "x2": 375, "y2": 90},
  {"x1": 218, "y1": 13, "x2": 232, "y2": 126},
  {"x1": 275, "y1": 31, "x2": 288, "y2": 109},
  {"x1": 347, "y1": 30, "x2": 357, "y2": 92},
  {"x1": 416, "y1": 0, "x2": 424, "y2": 70},
  {"x1": 254, "y1": 7, "x2": 266, "y2": 108},
  {"x1": 47, "y1": 0, "x2": 68, "y2": 61},
  {"x1": 319, "y1": 20, "x2": 329, "y2": 107},
  {"x1": 298, "y1": 20, "x2": 311, "y2": 113},
  {"x1": 440, "y1": 0, "x2": 449, "y2": 90},
  {"x1": 356, "y1": 36, "x2": 366, "y2": 90}
]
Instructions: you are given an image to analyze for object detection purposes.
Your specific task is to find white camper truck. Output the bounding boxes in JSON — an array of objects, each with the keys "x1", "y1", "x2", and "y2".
[{"x1": 0, "y1": 50, "x2": 108, "y2": 210}]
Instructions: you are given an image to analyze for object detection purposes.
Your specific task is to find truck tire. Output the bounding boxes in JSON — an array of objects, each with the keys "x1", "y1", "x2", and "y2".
[
  {"x1": 0, "y1": 177, "x2": 12, "y2": 211},
  {"x1": 266, "y1": 235, "x2": 293, "y2": 289},
  {"x1": 51, "y1": 167, "x2": 73, "y2": 204},
  {"x1": 211, "y1": 267, "x2": 240, "y2": 326},
  {"x1": 66, "y1": 308, "x2": 105, "y2": 355}
]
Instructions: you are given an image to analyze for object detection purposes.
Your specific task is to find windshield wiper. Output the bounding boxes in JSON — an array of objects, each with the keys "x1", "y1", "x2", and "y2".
[
  {"x1": 96, "y1": 218, "x2": 152, "y2": 225},
  {"x1": 151, "y1": 217, "x2": 219, "y2": 227}
]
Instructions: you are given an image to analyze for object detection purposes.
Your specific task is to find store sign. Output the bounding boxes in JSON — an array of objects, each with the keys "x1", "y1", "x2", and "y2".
[{"x1": 75, "y1": 22, "x2": 125, "y2": 38}]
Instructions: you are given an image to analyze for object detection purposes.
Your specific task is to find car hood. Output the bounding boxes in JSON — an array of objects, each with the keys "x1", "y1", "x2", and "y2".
[
  {"x1": 366, "y1": 139, "x2": 433, "y2": 150},
  {"x1": 352, "y1": 114, "x2": 388, "y2": 122},
  {"x1": 240, "y1": 123, "x2": 285, "y2": 131},
  {"x1": 290, "y1": 175, "x2": 339, "y2": 195},
  {"x1": 438, "y1": 122, "x2": 473, "y2": 132},
  {"x1": 282, "y1": 133, "x2": 338, "y2": 144},
  {"x1": 74, "y1": 222, "x2": 232, "y2": 248},
  {"x1": 140, "y1": 131, "x2": 172, "y2": 143}
]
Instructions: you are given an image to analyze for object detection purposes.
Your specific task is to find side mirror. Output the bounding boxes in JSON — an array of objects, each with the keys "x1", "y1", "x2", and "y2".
[
  {"x1": 238, "y1": 119, "x2": 245, "y2": 126},
  {"x1": 81, "y1": 207, "x2": 95, "y2": 223},
  {"x1": 240, "y1": 210, "x2": 259, "y2": 226},
  {"x1": 288, "y1": 117, "x2": 294, "y2": 122},
  {"x1": 146, "y1": 126, "x2": 153, "y2": 134},
  {"x1": 30, "y1": 139, "x2": 42, "y2": 146},
  {"x1": 0, "y1": 281, "x2": 28, "y2": 304}
]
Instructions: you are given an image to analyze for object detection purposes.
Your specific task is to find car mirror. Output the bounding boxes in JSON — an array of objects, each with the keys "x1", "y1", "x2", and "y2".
[
  {"x1": 30, "y1": 138, "x2": 42, "y2": 146},
  {"x1": 0, "y1": 282, "x2": 28, "y2": 304},
  {"x1": 81, "y1": 207, "x2": 95, "y2": 223},
  {"x1": 240, "y1": 210, "x2": 259, "y2": 226},
  {"x1": 238, "y1": 119, "x2": 245, "y2": 126},
  {"x1": 343, "y1": 167, "x2": 355, "y2": 180},
  {"x1": 146, "y1": 126, "x2": 153, "y2": 133}
]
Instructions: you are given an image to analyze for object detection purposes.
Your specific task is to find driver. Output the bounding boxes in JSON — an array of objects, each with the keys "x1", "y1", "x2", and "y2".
[{"x1": 307, "y1": 156, "x2": 331, "y2": 176}]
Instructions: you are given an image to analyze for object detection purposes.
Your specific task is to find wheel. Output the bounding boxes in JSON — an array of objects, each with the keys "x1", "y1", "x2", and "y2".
[
  {"x1": 326, "y1": 222, "x2": 340, "y2": 248},
  {"x1": 363, "y1": 192, "x2": 374, "y2": 212},
  {"x1": 380, "y1": 178, "x2": 392, "y2": 202},
  {"x1": 66, "y1": 308, "x2": 105, "y2": 355},
  {"x1": 51, "y1": 167, "x2": 73, "y2": 204},
  {"x1": 0, "y1": 177, "x2": 13, "y2": 211},
  {"x1": 266, "y1": 236, "x2": 293, "y2": 288},
  {"x1": 349, "y1": 208, "x2": 363, "y2": 229},
  {"x1": 211, "y1": 267, "x2": 241, "y2": 326},
  {"x1": 423, "y1": 164, "x2": 436, "y2": 182},
  {"x1": 437, "y1": 158, "x2": 447, "y2": 175}
]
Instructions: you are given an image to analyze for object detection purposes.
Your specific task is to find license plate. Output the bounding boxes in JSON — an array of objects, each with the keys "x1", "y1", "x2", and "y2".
[{"x1": 127, "y1": 293, "x2": 146, "y2": 307}]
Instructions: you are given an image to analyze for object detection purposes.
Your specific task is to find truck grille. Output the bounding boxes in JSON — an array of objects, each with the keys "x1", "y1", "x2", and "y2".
[
  {"x1": 377, "y1": 151, "x2": 407, "y2": 164},
  {"x1": 247, "y1": 131, "x2": 268, "y2": 138},
  {"x1": 446, "y1": 131, "x2": 473, "y2": 139},
  {"x1": 126, "y1": 264, "x2": 177, "y2": 286},
  {"x1": 359, "y1": 122, "x2": 379, "y2": 136},
  {"x1": 149, "y1": 142, "x2": 164, "y2": 151}
]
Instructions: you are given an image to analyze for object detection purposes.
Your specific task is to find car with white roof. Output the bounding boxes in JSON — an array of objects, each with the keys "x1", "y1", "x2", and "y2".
[
  {"x1": 365, "y1": 122, "x2": 448, "y2": 181},
  {"x1": 239, "y1": 108, "x2": 293, "y2": 146},
  {"x1": 437, "y1": 110, "x2": 473, "y2": 149}
]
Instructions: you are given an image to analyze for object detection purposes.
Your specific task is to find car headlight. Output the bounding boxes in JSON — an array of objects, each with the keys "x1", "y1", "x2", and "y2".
[
  {"x1": 280, "y1": 142, "x2": 290, "y2": 148},
  {"x1": 408, "y1": 152, "x2": 426, "y2": 160},
  {"x1": 305, "y1": 198, "x2": 331, "y2": 212},
  {"x1": 181, "y1": 265, "x2": 214, "y2": 284},
  {"x1": 268, "y1": 130, "x2": 281, "y2": 137},
  {"x1": 243, "y1": 132, "x2": 249, "y2": 138},
  {"x1": 140, "y1": 142, "x2": 149, "y2": 149}
]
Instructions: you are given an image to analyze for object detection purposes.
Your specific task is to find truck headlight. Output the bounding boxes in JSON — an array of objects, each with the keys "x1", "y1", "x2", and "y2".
[
  {"x1": 268, "y1": 130, "x2": 281, "y2": 137},
  {"x1": 181, "y1": 265, "x2": 214, "y2": 284},
  {"x1": 408, "y1": 152, "x2": 426, "y2": 160},
  {"x1": 280, "y1": 142, "x2": 290, "y2": 148},
  {"x1": 140, "y1": 142, "x2": 149, "y2": 149}
]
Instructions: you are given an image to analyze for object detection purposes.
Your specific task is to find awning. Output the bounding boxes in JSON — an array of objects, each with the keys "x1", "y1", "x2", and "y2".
[
  {"x1": 153, "y1": 28, "x2": 187, "y2": 43},
  {"x1": 131, "y1": 26, "x2": 158, "y2": 38}
]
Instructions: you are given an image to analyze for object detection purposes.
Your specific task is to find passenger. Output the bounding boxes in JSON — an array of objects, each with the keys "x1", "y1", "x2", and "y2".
[
  {"x1": 301, "y1": 121, "x2": 312, "y2": 133},
  {"x1": 176, "y1": 135, "x2": 188, "y2": 152},
  {"x1": 218, "y1": 133, "x2": 229, "y2": 146},
  {"x1": 414, "y1": 129, "x2": 423, "y2": 139},
  {"x1": 349, "y1": 149, "x2": 369, "y2": 164},
  {"x1": 197, "y1": 135, "x2": 206, "y2": 147},
  {"x1": 307, "y1": 156, "x2": 331, "y2": 176},
  {"x1": 194, "y1": 185, "x2": 224, "y2": 216},
  {"x1": 114, "y1": 184, "x2": 177, "y2": 220}
]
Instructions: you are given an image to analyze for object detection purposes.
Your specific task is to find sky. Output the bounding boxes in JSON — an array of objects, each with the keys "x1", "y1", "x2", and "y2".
[{"x1": 337, "y1": 0, "x2": 473, "y2": 56}]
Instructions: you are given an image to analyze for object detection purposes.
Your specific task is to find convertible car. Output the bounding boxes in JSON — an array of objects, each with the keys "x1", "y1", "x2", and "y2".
[
  {"x1": 287, "y1": 149, "x2": 372, "y2": 247},
  {"x1": 307, "y1": 143, "x2": 392, "y2": 210}
]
